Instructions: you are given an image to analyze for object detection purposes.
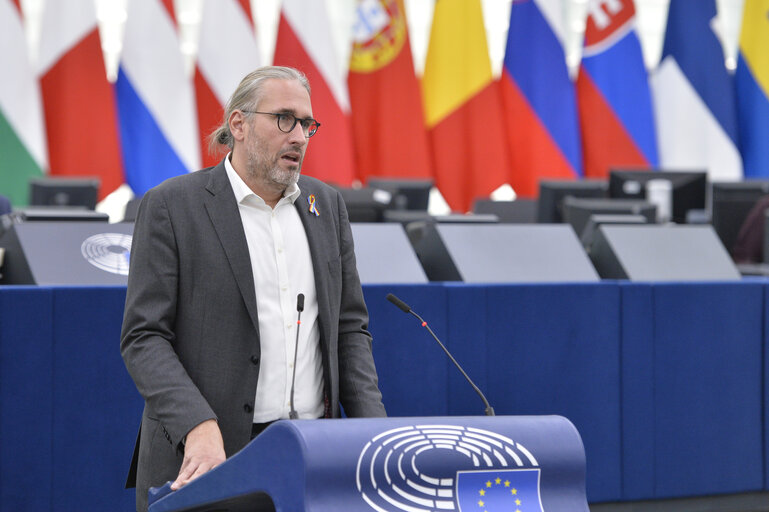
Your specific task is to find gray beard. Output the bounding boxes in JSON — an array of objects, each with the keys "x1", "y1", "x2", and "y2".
[{"x1": 246, "y1": 141, "x2": 301, "y2": 189}]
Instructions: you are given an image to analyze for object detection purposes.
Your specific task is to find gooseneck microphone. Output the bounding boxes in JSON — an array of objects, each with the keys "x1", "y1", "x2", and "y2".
[
  {"x1": 289, "y1": 293, "x2": 304, "y2": 420},
  {"x1": 386, "y1": 293, "x2": 495, "y2": 416}
]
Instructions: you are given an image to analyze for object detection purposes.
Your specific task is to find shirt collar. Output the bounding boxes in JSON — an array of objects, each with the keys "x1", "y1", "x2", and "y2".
[{"x1": 224, "y1": 153, "x2": 301, "y2": 205}]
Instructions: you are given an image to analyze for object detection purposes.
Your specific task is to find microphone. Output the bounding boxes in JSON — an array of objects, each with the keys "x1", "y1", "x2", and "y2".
[
  {"x1": 289, "y1": 293, "x2": 304, "y2": 419},
  {"x1": 386, "y1": 293, "x2": 495, "y2": 416}
]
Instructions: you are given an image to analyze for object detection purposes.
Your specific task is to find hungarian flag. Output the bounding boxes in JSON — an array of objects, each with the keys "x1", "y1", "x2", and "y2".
[
  {"x1": 38, "y1": 0, "x2": 124, "y2": 199},
  {"x1": 348, "y1": 0, "x2": 432, "y2": 181},
  {"x1": 115, "y1": 0, "x2": 200, "y2": 196},
  {"x1": 422, "y1": 0, "x2": 511, "y2": 212},
  {"x1": 195, "y1": 0, "x2": 261, "y2": 168},
  {"x1": 501, "y1": 0, "x2": 582, "y2": 197},
  {"x1": 736, "y1": 0, "x2": 769, "y2": 177},
  {"x1": 651, "y1": 0, "x2": 741, "y2": 180},
  {"x1": 273, "y1": 0, "x2": 356, "y2": 185},
  {"x1": 0, "y1": 0, "x2": 47, "y2": 206},
  {"x1": 576, "y1": 0, "x2": 658, "y2": 178}
]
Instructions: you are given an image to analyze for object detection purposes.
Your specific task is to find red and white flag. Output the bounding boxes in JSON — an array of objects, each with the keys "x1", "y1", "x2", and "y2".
[
  {"x1": 37, "y1": 0, "x2": 123, "y2": 199},
  {"x1": 195, "y1": 0, "x2": 261, "y2": 168},
  {"x1": 273, "y1": 0, "x2": 357, "y2": 185}
]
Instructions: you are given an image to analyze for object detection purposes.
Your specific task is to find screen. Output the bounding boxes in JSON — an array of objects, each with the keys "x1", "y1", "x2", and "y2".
[
  {"x1": 537, "y1": 179, "x2": 608, "y2": 223},
  {"x1": 710, "y1": 180, "x2": 769, "y2": 254},
  {"x1": 367, "y1": 178, "x2": 433, "y2": 211},
  {"x1": 29, "y1": 178, "x2": 100, "y2": 210},
  {"x1": 608, "y1": 169, "x2": 706, "y2": 224}
]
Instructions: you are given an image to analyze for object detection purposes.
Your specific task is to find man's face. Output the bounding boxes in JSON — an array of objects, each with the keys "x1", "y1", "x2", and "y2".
[{"x1": 243, "y1": 78, "x2": 312, "y2": 188}]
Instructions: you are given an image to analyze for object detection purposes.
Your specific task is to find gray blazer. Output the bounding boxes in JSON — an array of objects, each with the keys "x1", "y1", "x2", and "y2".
[{"x1": 121, "y1": 162, "x2": 386, "y2": 511}]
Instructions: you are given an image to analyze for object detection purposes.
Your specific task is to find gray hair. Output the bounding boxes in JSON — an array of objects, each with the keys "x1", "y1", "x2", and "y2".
[{"x1": 208, "y1": 66, "x2": 311, "y2": 155}]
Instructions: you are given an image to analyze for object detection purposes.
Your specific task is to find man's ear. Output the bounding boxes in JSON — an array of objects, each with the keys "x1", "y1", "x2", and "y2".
[{"x1": 229, "y1": 110, "x2": 247, "y2": 142}]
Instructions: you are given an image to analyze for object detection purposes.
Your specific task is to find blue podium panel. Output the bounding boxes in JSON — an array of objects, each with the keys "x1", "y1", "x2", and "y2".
[
  {"x1": 445, "y1": 284, "x2": 622, "y2": 502},
  {"x1": 364, "y1": 285, "x2": 449, "y2": 416},
  {"x1": 148, "y1": 416, "x2": 589, "y2": 512},
  {"x1": 622, "y1": 282, "x2": 765, "y2": 499},
  {"x1": 50, "y1": 287, "x2": 141, "y2": 511},
  {"x1": 0, "y1": 287, "x2": 54, "y2": 511}
]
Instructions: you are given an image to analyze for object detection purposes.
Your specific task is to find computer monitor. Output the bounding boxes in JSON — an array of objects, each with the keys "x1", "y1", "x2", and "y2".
[
  {"x1": 333, "y1": 186, "x2": 395, "y2": 223},
  {"x1": 710, "y1": 180, "x2": 769, "y2": 254},
  {"x1": 473, "y1": 198, "x2": 538, "y2": 223},
  {"x1": 608, "y1": 169, "x2": 706, "y2": 224},
  {"x1": 366, "y1": 178, "x2": 433, "y2": 211},
  {"x1": 537, "y1": 179, "x2": 608, "y2": 223},
  {"x1": 562, "y1": 197, "x2": 657, "y2": 240},
  {"x1": 29, "y1": 177, "x2": 100, "y2": 210}
]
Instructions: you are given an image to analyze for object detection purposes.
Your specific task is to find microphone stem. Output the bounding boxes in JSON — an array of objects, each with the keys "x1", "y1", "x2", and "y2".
[
  {"x1": 289, "y1": 309, "x2": 302, "y2": 419},
  {"x1": 409, "y1": 310, "x2": 495, "y2": 416}
]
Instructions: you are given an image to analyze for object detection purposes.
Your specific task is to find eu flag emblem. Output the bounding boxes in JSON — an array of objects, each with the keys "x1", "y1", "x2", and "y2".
[{"x1": 456, "y1": 469, "x2": 543, "y2": 512}]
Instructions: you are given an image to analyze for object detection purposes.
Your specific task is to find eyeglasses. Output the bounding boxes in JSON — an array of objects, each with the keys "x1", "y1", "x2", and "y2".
[{"x1": 242, "y1": 111, "x2": 321, "y2": 138}]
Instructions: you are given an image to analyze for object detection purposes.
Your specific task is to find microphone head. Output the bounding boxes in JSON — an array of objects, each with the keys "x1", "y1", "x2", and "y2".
[
  {"x1": 386, "y1": 293, "x2": 411, "y2": 313},
  {"x1": 296, "y1": 293, "x2": 305, "y2": 312}
]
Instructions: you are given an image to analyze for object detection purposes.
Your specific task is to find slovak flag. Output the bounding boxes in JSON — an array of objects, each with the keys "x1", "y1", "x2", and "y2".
[
  {"x1": 576, "y1": 0, "x2": 658, "y2": 178},
  {"x1": 501, "y1": 0, "x2": 582, "y2": 198},
  {"x1": 195, "y1": 0, "x2": 260, "y2": 169},
  {"x1": 115, "y1": 0, "x2": 200, "y2": 196},
  {"x1": 651, "y1": 0, "x2": 741, "y2": 180},
  {"x1": 273, "y1": 0, "x2": 357, "y2": 185}
]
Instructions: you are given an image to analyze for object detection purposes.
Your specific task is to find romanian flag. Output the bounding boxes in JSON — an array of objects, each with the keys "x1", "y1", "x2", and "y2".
[
  {"x1": 736, "y1": 0, "x2": 769, "y2": 177},
  {"x1": 115, "y1": 0, "x2": 200, "y2": 196},
  {"x1": 38, "y1": 0, "x2": 124, "y2": 199},
  {"x1": 195, "y1": 0, "x2": 260, "y2": 169},
  {"x1": 501, "y1": 0, "x2": 582, "y2": 198},
  {"x1": 0, "y1": 0, "x2": 47, "y2": 206},
  {"x1": 273, "y1": 0, "x2": 357, "y2": 185},
  {"x1": 348, "y1": 0, "x2": 432, "y2": 181},
  {"x1": 651, "y1": 0, "x2": 741, "y2": 180},
  {"x1": 422, "y1": 0, "x2": 511, "y2": 212},
  {"x1": 576, "y1": 0, "x2": 657, "y2": 178}
]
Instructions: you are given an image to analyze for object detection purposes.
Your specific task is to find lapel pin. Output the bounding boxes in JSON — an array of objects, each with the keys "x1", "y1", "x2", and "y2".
[{"x1": 307, "y1": 194, "x2": 320, "y2": 217}]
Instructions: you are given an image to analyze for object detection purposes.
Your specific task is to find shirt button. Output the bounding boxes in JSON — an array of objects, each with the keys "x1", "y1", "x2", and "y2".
[
  {"x1": 289, "y1": 363, "x2": 294, "y2": 369},
  {"x1": 250, "y1": 355, "x2": 259, "y2": 365},
  {"x1": 244, "y1": 404, "x2": 253, "y2": 413},
  {"x1": 277, "y1": 248, "x2": 283, "y2": 253}
]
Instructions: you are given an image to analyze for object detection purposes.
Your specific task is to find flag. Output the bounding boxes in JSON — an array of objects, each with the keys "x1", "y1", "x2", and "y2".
[
  {"x1": 455, "y1": 469, "x2": 544, "y2": 512},
  {"x1": 0, "y1": 0, "x2": 47, "y2": 206},
  {"x1": 347, "y1": 0, "x2": 432, "y2": 181},
  {"x1": 651, "y1": 0, "x2": 741, "y2": 180},
  {"x1": 736, "y1": 0, "x2": 769, "y2": 177},
  {"x1": 115, "y1": 0, "x2": 200, "y2": 196},
  {"x1": 501, "y1": 0, "x2": 582, "y2": 198},
  {"x1": 38, "y1": 0, "x2": 124, "y2": 200},
  {"x1": 273, "y1": 0, "x2": 357, "y2": 185},
  {"x1": 195, "y1": 0, "x2": 260, "y2": 168},
  {"x1": 576, "y1": 0, "x2": 658, "y2": 178},
  {"x1": 422, "y1": 0, "x2": 511, "y2": 212}
]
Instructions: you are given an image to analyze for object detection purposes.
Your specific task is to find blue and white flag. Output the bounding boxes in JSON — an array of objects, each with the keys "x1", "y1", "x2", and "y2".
[
  {"x1": 115, "y1": 0, "x2": 200, "y2": 196},
  {"x1": 651, "y1": 0, "x2": 741, "y2": 180}
]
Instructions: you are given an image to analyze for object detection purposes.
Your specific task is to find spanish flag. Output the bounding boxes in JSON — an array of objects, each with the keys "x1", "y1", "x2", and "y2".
[
  {"x1": 348, "y1": 0, "x2": 432, "y2": 181},
  {"x1": 422, "y1": 0, "x2": 511, "y2": 212}
]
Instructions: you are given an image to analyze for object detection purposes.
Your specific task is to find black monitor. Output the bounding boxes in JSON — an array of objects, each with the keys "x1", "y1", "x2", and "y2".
[
  {"x1": 710, "y1": 180, "x2": 769, "y2": 254},
  {"x1": 366, "y1": 178, "x2": 433, "y2": 211},
  {"x1": 29, "y1": 177, "x2": 100, "y2": 210},
  {"x1": 608, "y1": 169, "x2": 706, "y2": 224},
  {"x1": 537, "y1": 179, "x2": 608, "y2": 223},
  {"x1": 333, "y1": 186, "x2": 395, "y2": 223},
  {"x1": 473, "y1": 198, "x2": 538, "y2": 223},
  {"x1": 562, "y1": 197, "x2": 657, "y2": 240}
]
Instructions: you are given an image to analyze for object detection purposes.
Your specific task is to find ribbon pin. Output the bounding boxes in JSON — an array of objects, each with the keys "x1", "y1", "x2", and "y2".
[{"x1": 307, "y1": 194, "x2": 320, "y2": 217}]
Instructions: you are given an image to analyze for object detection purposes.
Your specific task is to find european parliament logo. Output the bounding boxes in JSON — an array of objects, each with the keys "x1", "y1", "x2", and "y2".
[
  {"x1": 80, "y1": 233, "x2": 132, "y2": 276},
  {"x1": 356, "y1": 424, "x2": 542, "y2": 512}
]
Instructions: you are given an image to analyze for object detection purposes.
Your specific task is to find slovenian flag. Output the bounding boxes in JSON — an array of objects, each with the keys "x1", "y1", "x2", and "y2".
[
  {"x1": 501, "y1": 0, "x2": 582, "y2": 197},
  {"x1": 0, "y1": 0, "x2": 47, "y2": 206},
  {"x1": 651, "y1": 0, "x2": 741, "y2": 180},
  {"x1": 736, "y1": 0, "x2": 769, "y2": 178},
  {"x1": 115, "y1": 0, "x2": 200, "y2": 196},
  {"x1": 273, "y1": 0, "x2": 357, "y2": 185},
  {"x1": 38, "y1": 0, "x2": 125, "y2": 199},
  {"x1": 576, "y1": 0, "x2": 658, "y2": 178},
  {"x1": 348, "y1": 0, "x2": 432, "y2": 181},
  {"x1": 422, "y1": 0, "x2": 511, "y2": 212},
  {"x1": 195, "y1": 0, "x2": 260, "y2": 169}
]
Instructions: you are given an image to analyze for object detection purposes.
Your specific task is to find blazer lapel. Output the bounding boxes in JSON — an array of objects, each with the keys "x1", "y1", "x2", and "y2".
[{"x1": 203, "y1": 163, "x2": 260, "y2": 333}]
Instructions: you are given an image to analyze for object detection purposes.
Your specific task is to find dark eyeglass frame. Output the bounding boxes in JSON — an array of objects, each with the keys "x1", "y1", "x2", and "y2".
[{"x1": 241, "y1": 110, "x2": 321, "y2": 138}]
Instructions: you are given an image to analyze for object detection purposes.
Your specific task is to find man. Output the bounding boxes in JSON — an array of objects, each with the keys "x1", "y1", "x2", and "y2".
[{"x1": 121, "y1": 66, "x2": 386, "y2": 512}]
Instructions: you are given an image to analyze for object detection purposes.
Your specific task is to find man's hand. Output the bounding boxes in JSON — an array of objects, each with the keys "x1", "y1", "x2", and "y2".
[{"x1": 171, "y1": 419, "x2": 226, "y2": 491}]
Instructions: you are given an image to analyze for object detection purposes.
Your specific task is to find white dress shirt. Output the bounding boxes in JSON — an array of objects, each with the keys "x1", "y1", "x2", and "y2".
[{"x1": 225, "y1": 156, "x2": 324, "y2": 421}]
